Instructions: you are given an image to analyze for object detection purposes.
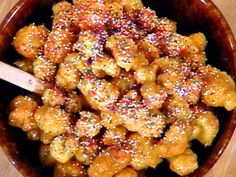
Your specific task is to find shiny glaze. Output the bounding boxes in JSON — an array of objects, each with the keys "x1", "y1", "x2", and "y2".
[{"x1": 0, "y1": 0, "x2": 236, "y2": 177}]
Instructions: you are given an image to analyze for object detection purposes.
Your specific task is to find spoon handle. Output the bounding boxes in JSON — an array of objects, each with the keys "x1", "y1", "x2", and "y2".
[{"x1": 0, "y1": 61, "x2": 45, "y2": 94}]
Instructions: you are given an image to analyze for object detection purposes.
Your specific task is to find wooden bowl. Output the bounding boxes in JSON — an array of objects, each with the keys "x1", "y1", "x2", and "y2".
[{"x1": 0, "y1": 0, "x2": 236, "y2": 177}]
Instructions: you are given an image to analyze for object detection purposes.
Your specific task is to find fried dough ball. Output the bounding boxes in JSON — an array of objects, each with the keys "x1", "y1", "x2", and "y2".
[
  {"x1": 53, "y1": 1, "x2": 73, "y2": 15},
  {"x1": 179, "y1": 33, "x2": 207, "y2": 68},
  {"x1": 192, "y1": 106, "x2": 219, "y2": 146},
  {"x1": 9, "y1": 95, "x2": 37, "y2": 112},
  {"x1": 141, "y1": 82, "x2": 167, "y2": 110},
  {"x1": 172, "y1": 74, "x2": 203, "y2": 105},
  {"x1": 100, "y1": 110, "x2": 122, "y2": 129},
  {"x1": 56, "y1": 59, "x2": 81, "y2": 90},
  {"x1": 201, "y1": 66, "x2": 236, "y2": 111},
  {"x1": 131, "y1": 54, "x2": 149, "y2": 71},
  {"x1": 13, "y1": 24, "x2": 48, "y2": 59},
  {"x1": 9, "y1": 108, "x2": 37, "y2": 132},
  {"x1": 155, "y1": 120, "x2": 193, "y2": 158},
  {"x1": 102, "y1": 126, "x2": 127, "y2": 145},
  {"x1": 181, "y1": 52, "x2": 206, "y2": 69},
  {"x1": 52, "y1": 1, "x2": 74, "y2": 31},
  {"x1": 40, "y1": 131, "x2": 55, "y2": 144},
  {"x1": 106, "y1": 34, "x2": 138, "y2": 71},
  {"x1": 50, "y1": 135, "x2": 79, "y2": 163},
  {"x1": 73, "y1": 30, "x2": 103, "y2": 58},
  {"x1": 138, "y1": 38, "x2": 160, "y2": 62},
  {"x1": 73, "y1": 0, "x2": 106, "y2": 10},
  {"x1": 75, "y1": 111, "x2": 102, "y2": 138},
  {"x1": 9, "y1": 95, "x2": 38, "y2": 132},
  {"x1": 107, "y1": 11, "x2": 145, "y2": 42},
  {"x1": 62, "y1": 52, "x2": 91, "y2": 75},
  {"x1": 189, "y1": 32, "x2": 207, "y2": 51},
  {"x1": 155, "y1": 57, "x2": 190, "y2": 93},
  {"x1": 8, "y1": 1, "x2": 236, "y2": 176},
  {"x1": 91, "y1": 55, "x2": 121, "y2": 77},
  {"x1": 88, "y1": 148, "x2": 131, "y2": 177},
  {"x1": 14, "y1": 59, "x2": 33, "y2": 73},
  {"x1": 108, "y1": 2, "x2": 123, "y2": 18},
  {"x1": 72, "y1": 0, "x2": 109, "y2": 30},
  {"x1": 33, "y1": 56, "x2": 57, "y2": 81},
  {"x1": 75, "y1": 137, "x2": 101, "y2": 165},
  {"x1": 42, "y1": 88, "x2": 66, "y2": 106},
  {"x1": 168, "y1": 149, "x2": 198, "y2": 176},
  {"x1": 127, "y1": 133, "x2": 162, "y2": 170},
  {"x1": 135, "y1": 8, "x2": 158, "y2": 32},
  {"x1": 34, "y1": 105, "x2": 70, "y2": 136},
  {"x1": 53, "y1": 160, "x2": 87, "y2": 177},
  {"x1": 44, "y1": 29, "x2": 75, "y2": 63},
  {"x1": 39, "y1": 144, "x2": 56, "y2": 167},
  {"x1": 65, "y1": 92, "x2": 83, "y2": 113},
  {"x1": 134, "y1": 65, "x2": 157, "y2": 84},
  {"x1": 114, "y1": 167, "x2": 138, "y2": 177},
  {"x1": 121, "y1": 0, "x2": 144, "y2": 12},
  {"x1": 110, "y1": 70, "x2": 136, "y2": 91},
  {"x1": 154, "y1": 17, "x2": 177, "y2": 34},
  {"x1": 160, "y1": 33, "x2": 199, "y2": 58},
  {"x1": 163, "y1": 96, "x2": 192, "y2": 122},
  {"x1": 78, "y1": 75, "x2": 120, "y2": 111},
  {"x1": 116, "y1": 90, "x2": 166, "y2": 138}
]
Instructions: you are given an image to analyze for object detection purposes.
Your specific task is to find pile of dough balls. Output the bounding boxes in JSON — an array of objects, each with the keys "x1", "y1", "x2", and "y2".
[{"x1": 9, "y1": 0, "x2": 236, "y2": 176}]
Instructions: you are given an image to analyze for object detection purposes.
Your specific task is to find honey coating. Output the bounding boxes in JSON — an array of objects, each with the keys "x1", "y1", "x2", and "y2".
[
  {"x1": 40, "y1": 131, "x2": 55, "y2": 145},
  {"x1": 120, "y1": 0, "x2": 144, "y2": 12},
  {"x1": 115, "y1": 90, "x2": 166, "y2": 138},
  {"x1": 33, "y1": 56, "x2": 57, "y2": 81},
  {"x1": 141, "y1": 82, "x2": 167, "y2": 110},
  {"x1": 65, "y1": 92, "x2": 83, "y2": 113},
  {"x1": 12, "y1": 24, "x2": 48, "y2": 59},
  {"x1": 127, "y1": 133, "x2": 162, "y2": 170},
  {"x1": 75, "y1": 137, "x2": 101, "y2": 165},
  {"x1": 9, "y1": 0, "x2": 236, "y2": 176},
  {"x1": 42, "y1": 88, "x2": 66, "y2": 106},
  {"x1": 91, "y1": 54, "x2": 121, "y2": 77},
  {"x1": 78, "y1": 75, "x2": 120, "y2": 111},
  {"x1": 110, "y1": 70, "x2": 136, "y2": 91},
  {"x1": 100, "y1": 109, "x2": 122, "y2": 129},
  {"x1": 191, "y1": 105, "x2": 219, "y2": 146},
  {"x1": 54, "y1": 160, "x2": 87, "y2": 177},
  {"x1": 73, "y1": 30, "x2": 103, "y2": 58},
  {"x1": 102, "y1": 126, "x2": 127, "y2": 146},
  {"x1": 75, "y1": 111, "x2": 102, "y2": 138},
  {"x1": 56, "y1": 58, "x2": 81, "y2": 90},
  {"x1": 138, "y1": 38, "x2": 160, "y2": 62},
  {"x1": 34, "y1": 105, "x2": 70, "y2": 136},
  {"x1": 106, "y1": 34, "x2": 138, "y2": 71},
  {"x1": 168, "y1": 149, "x2": 198, "y2": 176},
  {"x1": 44, "y1": 29, "x2": 75, "y2": 63},
  {"x1": 200, "y1": 66, "x2": 236, "y2": 111},
  {"x1": 9, "y1": 96, "x2": 38, "y2": 132},
  {"x1": 114, "y1": 167, "x2": 139, "y2": 177},
  {"x1": 52, "y1": 1, "x2": 76, "y2": 32},
  {"x1": 154, "y1": 120, "x2": 193, "y2": 158},
  {"x1": 49, "y1": 135, "x2": 79, "y2": 163},
  {"x1": 88, "y1": 148, "x2": 131, "y2": 177},
  {"x1": 73, "y1": 0, "x2": 110, "y2": 30}
]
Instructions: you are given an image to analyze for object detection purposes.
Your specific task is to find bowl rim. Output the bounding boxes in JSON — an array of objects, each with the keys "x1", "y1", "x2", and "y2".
[{"x1": 0, "y1": 0, "x2": 236, "y2": 177}]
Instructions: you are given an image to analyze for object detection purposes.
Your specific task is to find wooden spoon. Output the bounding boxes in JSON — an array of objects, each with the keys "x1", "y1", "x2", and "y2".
[{"x1": 0, "y1": 61, "x2": 46, "y2": 94}]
